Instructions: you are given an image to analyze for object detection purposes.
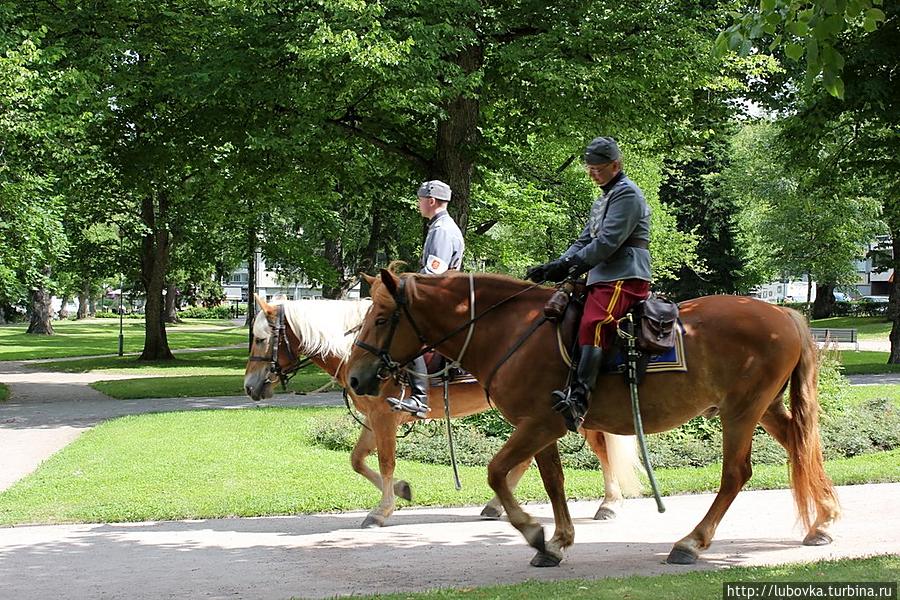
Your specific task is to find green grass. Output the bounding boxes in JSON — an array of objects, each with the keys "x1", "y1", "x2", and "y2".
[
  {"x1": 355, "y1": 556, "x2": 899, "y2": 599},
  {"x1": 0, "y1": 382, "x2": 7, "y2": 402},
  {"x1": 0, "y1": 318, "x2": 246, "y2": 360},
  {"x1": 810, "y1": 316, "x2": 892, "y2": 340},
  {"x1": 40, "y1": 347, "x2": 249, "y2": 374},
  {"x1": 844, "y1": 384, "x2": 900, "y2": 407},
  {"x1": 1, "y1": 407, "x2": 897, "y2": 526},
  {"x1": 839, "y1": 351, "x2": 900, "y2": 374},
  {"x1": 93, "y1": 370, "x2": 333, "y2": 399}
]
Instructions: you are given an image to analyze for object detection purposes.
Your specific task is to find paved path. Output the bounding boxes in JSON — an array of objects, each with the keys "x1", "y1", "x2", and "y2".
[{"x1": 0, "y1": 484, "x2": 897, "y2": 599}]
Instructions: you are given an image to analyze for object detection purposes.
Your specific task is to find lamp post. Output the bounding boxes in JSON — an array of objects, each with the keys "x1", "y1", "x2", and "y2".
[{"x1": 118, "y1": 235, "x2": 124, "y2": 357}]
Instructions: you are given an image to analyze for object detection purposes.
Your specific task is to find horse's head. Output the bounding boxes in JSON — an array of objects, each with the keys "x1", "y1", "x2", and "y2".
[
  {"x1": 348, "y1": 269, "x2": 425, "y2": 396},
  {"x1": 243, "y1": 294, "x2": 297, "y2": 401}
]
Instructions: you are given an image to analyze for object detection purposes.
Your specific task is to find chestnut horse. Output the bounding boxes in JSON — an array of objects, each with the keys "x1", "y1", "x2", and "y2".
[
  {"x1": 243, "y1": 294, "x2": 640, "y2": 528},
  {"x1": 348, "y1": 270, "x2": 840, "y2": 566}
]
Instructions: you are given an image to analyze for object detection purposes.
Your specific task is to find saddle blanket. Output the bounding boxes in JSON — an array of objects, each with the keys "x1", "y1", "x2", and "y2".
[{"x1": 558, "y1": 320, "x2": 688, "y2": 374}]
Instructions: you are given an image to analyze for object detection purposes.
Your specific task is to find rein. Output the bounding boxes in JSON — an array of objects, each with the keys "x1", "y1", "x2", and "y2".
[{"x1": 354, "y1": 274, "x2": 544, "y2": 383}]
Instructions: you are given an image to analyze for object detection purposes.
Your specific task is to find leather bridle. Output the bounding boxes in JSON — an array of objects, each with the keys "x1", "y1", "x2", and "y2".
[{"x1": 248, "y1": 304, "x2": 312, "y2": 388}]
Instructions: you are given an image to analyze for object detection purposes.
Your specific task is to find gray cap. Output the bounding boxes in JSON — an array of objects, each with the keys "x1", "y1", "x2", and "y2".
[
  {"x1": 417, "y1": 180, "x2": 452, "y2": 202},
  {"x1": 584, "y1": 136, "x2": 622, "y2": 164}
]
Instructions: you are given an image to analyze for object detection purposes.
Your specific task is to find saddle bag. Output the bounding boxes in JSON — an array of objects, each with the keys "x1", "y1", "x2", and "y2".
[{"x1": 635, "y1": 294, "x2": 679, "y2": 355}]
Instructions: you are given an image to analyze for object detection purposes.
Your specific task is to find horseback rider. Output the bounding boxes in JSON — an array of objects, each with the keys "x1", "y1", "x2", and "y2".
[
  {"x1": 386, "y1": 179, "x2": 465, "y2": 418},
  {"x1": 526, "y1": 136, "x2": 651, "y2": 432}
]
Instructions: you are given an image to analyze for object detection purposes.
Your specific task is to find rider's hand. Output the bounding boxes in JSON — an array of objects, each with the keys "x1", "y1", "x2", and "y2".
[{"x1": 525, "y1": 263, "x2": 549, "y2": 282}]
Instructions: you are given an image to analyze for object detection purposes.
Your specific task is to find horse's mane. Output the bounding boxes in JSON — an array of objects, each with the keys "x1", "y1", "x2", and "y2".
[{"x1": 260, "y1": 298, "x2": 373, "y2": 359}]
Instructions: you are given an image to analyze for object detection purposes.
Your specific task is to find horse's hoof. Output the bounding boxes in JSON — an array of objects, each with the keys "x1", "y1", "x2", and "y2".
[
  {"x1": 480, "y1": 504, "x2": 504, "y2": 519},
  {"x1": 593, "y1": 506, "x2": 617, "y2": 521},
  {"x1": 803, "y1": 530, "x2": 833, "y2": 546},
  {"x1": 523, "y1": 524, "x2": 546, "y2": 554},
  {"x1": 666, "y1": 546, "x2": 698, "y2": 565},
  {"x1": 394, "y1": 480, "x2": 412, "y2": 502},
  {"x1": 361, "y1": 514, "x2": 384, "y2": 528},
  {"x1": 530, "y1": 551, "x2": 562, "y2": 567}
]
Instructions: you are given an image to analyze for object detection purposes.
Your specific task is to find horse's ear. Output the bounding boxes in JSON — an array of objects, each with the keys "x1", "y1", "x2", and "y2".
[
  {"x1": 379, "y1": 268, "x2": 399, "y2": 296},
  {"x1": 254, "y1": 293, "x2": 275, "y2": 315},
  {"x1": 360, "y1": 273, "x2": 376, "y2": 286}
]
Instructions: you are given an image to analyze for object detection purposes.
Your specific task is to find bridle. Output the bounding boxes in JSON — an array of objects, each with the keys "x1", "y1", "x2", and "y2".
[
  {"x1": 354, "y1": 273, "x2": 543, "y2": 384},
  {"x1": 354, "y1": 275, "x2": 475, "y2": 382},
  {"x1": 248, "y1": 304, "x2": 313, "y2": 388}
]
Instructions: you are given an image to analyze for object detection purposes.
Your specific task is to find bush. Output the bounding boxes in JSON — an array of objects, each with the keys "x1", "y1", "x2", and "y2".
[
  {"x1": 308, "y1": 356, "x2": 896, "y2": 471},
  {"x1": 178, "y1": 305, "x2": 242, "y2": 319},
  {"x1": 94, "y1": 311, "x2": 143, "y2": 319}
]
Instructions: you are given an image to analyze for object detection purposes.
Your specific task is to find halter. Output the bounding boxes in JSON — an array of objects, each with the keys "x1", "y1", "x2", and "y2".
[
  {"x1": 354, "y1": 274, "x2": 477, "y2": 382},
  {"x1": 248, "y1": 304, "x2": 311, "y2": 388}
]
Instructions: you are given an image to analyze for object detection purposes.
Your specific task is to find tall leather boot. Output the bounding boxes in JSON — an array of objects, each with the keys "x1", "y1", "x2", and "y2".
[
  {"x1": 551, "y1": 345, "x2": 604, "y2": 432},
  {"x1": 386, "y1": 355, "x2": 431, "y2": 419}
]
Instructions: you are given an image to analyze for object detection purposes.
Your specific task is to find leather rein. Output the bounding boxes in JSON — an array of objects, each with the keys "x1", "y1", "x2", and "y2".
[{"x1": 353, "y1": 274, "x2": 547, "y2": 390}]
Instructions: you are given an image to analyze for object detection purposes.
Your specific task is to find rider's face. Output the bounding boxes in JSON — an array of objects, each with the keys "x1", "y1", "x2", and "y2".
[{"x1": 585, "y1": 160, "x2": 620, "y2": 186}]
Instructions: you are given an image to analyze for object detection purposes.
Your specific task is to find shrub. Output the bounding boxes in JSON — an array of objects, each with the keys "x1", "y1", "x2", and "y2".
[
  {"x1": 179, "y1": 305, "x2": 241, "y2": 319},
  {"x1": 94, "y1": 311, "x2": 143, "y2": 319}
]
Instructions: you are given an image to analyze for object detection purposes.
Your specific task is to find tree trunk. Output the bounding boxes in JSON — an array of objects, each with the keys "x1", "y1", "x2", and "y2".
[
  {"x1": 163, "y1": 282, "x2": 180, "y2": 323},
  {"x1": 245, "y1": 226, "x2": 258, "y2": 328},
  {"x1": 888, "y1": 229, "x2": 900, "y2": 364},
  {"x1": 433, "y1": 44, "x2": 483, "y2": 240},
  {"x1": 139, "y1": 192, "x2": 174, "y2": 361},
  {"x1": 58, "y1": 294, "x2": 70, "y2": 320},
  {"x1": 322, "y1": 238, "x2": 345, "y2": 299},
  {"x1": 811, "y1": 283, "x2": 836, "y2": 319},
  {"x1": 26, "y1": 268, "x2": 54, "y2": 335}
]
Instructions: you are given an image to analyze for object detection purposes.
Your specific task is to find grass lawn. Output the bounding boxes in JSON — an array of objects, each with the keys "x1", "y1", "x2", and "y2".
[
  {"x1": 356, "y1": 556, "x2": 900, "y2": 599},
  {"x1": 93, "y1": 371, "x2": 334, "y2": 399},
  {"x1": 0, "y1": 383, "x2": 7, "y2": 402},
  {"x1": 810, "y1": 316, "x2": 892, "y2": 340},
  {"x1": 0, "y1": 407, "x2": 897, "y2": 526},
  {"x1": 839, "y1": 351, "x2": 900, "y2": 374},
  {"x1": 844, "y1": 384, "x2": 900, "y2": 406},
  {"x1": 0, "y1": 318, "x2": 246, "y2": 361}
]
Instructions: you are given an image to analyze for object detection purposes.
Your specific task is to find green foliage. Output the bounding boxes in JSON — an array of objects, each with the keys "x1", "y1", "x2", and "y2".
[
  {"x1": 178, "y1": 305, "x2": 241, "y2": 320},
  {"x1": 0, "y1": 383, "x2": 8, "y2": 403},
  {"x1": 719, "y1": 0, "x2": 889, "y2": 98}
]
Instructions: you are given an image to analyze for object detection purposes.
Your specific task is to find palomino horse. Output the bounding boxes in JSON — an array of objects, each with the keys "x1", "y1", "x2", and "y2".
[
  {"x1": 243, "y1": 294, "x2": 640, "y2": 528},
  {"x1": 348, "y1": 270, "x2": 840, "y2": 566}
]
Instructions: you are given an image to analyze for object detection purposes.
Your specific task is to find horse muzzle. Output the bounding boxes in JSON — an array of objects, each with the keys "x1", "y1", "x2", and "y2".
[
  {"x1": 348, "y1": 363, "x2": 382, "y2": 397},
  {"x1": 244, "y1": 373, "x2": 274, "y2": 401}
]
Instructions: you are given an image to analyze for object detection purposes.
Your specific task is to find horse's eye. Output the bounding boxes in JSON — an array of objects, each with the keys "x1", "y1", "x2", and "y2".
[
  {"x1": 255, "y1": 337, "x2": 267, "y2": 345},
  {"x1": 375, "y1": 317, "x2": 388, "y2": 326}
]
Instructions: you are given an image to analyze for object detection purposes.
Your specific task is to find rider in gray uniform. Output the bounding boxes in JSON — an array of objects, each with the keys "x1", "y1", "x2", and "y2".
[{"x1": 386, "y1": 180, "x2": 465, "y2": 417}]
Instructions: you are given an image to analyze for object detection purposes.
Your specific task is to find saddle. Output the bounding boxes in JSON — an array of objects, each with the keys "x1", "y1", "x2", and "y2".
[{"x1": 547, "y1": 283, "x2": 680, "y2": 384}]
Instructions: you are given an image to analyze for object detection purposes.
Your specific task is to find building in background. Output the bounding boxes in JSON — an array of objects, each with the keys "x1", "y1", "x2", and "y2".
[{"x1": 223, "y1": 256, "x2": 360, "y2": 303}]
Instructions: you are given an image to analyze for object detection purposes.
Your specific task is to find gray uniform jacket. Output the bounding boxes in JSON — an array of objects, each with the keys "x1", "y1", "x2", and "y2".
[
  {"x1": 561, "y1": 173, "x2": 651, "y2": 284},
  {"x1": 420, "y1": 211, "x2": 465, "y2": 274}
]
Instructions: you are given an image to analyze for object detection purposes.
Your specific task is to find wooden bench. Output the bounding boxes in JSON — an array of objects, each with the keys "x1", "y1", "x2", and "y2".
[{"x1": 810, "y1": 327, "x2": 858, "y2": 350}]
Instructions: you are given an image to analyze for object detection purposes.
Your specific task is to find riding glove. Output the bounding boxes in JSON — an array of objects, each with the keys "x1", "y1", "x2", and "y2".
[{"x1": 526, "y1": 256, "x2": 590, "y2": 283}]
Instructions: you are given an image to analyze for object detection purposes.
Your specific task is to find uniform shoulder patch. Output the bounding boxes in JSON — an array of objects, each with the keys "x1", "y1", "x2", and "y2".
[{"x1": 426, "y1": 255, "x2": 449, "y2": 274}]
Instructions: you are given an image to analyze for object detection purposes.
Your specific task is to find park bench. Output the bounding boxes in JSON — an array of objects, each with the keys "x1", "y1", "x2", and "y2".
[{"x1": 809, "y1": 327, "x2": 858, "y2": 350}]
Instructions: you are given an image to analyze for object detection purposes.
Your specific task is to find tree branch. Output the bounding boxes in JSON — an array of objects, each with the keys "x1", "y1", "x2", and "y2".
[{"x1": 326, "y1": 118, "x2": 432, "y2": 171}]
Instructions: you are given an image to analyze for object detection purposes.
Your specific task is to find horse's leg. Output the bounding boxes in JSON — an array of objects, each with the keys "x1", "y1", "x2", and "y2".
[
  {"x1": 360, "y1": 411, "x2": 406, "y2": 528},
  {"x1": 530, "y1": 442, "x2": 575, "y2": 566},
  {"x1": 581, "y1": 429, "x2": 640, "y2": 521},
  {"x1": 481, "y1": 459, "x2": 531, "y2": 519},
  {"x1": 350, "y1": 418, "x2": 412, "y2": 502},
  {"x1": 667, "y1": 411, "x2": 758, "y2": 564},
  {"x1": 486, "y1": 419, "x2": 567, "y2": 566},
  {"x1": 759, "y1": 402, "x2": 840, "y2": 545}
]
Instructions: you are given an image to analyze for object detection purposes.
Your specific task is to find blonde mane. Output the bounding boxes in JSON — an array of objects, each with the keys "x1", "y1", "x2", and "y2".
[{"x1": 254, "y1": 298, "x2": 372, "y2": 359}]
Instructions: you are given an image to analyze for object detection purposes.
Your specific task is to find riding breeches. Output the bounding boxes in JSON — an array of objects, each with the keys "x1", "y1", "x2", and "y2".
[{"x1": 579, "y1": 279, "x2": 651, "y2": 348}]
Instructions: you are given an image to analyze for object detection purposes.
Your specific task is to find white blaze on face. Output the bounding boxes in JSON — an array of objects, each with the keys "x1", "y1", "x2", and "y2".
[{"x1": 253, "y1": 310, "x2": 272, "y2": 343}]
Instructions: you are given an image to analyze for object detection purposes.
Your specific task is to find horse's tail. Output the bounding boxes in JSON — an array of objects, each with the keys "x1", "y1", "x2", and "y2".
[
  {"x1": 604, "y1": 433, "x2": 643, "y2": 497},
  {"x1": 782, "y1": 308, "x2": 841, "y2": 530}
]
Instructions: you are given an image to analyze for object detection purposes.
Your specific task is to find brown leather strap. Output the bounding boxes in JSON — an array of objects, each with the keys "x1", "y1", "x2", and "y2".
[{"x1": 624, "y1": 237, "x2": 649, "y2": 250}]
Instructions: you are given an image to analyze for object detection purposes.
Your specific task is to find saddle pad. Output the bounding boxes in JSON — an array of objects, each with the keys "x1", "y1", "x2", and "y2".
[{"x1": 557, "y1": 319, "x2": 688, "y2": 374}]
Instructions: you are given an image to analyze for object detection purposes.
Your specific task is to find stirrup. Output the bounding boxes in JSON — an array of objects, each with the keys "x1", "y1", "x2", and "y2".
[
  {"x1": 550, "y1": 389, "x2": 586, "y2": 433},
  {"x1": 386, "y1": 395, "x2": 430, "y2": 419}
]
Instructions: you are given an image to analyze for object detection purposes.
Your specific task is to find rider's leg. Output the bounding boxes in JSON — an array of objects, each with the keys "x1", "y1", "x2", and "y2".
[
  {"x1": 386, "y1": 355, "x2": 431, "y2": 418},
  {"x1": 552, "y1": 344, "x2": 603, "y2": 431}
]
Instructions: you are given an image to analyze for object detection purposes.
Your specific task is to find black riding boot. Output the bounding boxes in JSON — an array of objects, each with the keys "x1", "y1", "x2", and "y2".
[
  {"x1": 551, "y1": 345, "x2": 604, "y2": 432},
  {"x1": 386, "y1": 355, "x2": 431, "y2": 419}
]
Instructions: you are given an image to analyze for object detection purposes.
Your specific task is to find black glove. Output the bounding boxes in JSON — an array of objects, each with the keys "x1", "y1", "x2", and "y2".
[{"x1": 525, "y1": 263, "x2": 550, "y2": 282}]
